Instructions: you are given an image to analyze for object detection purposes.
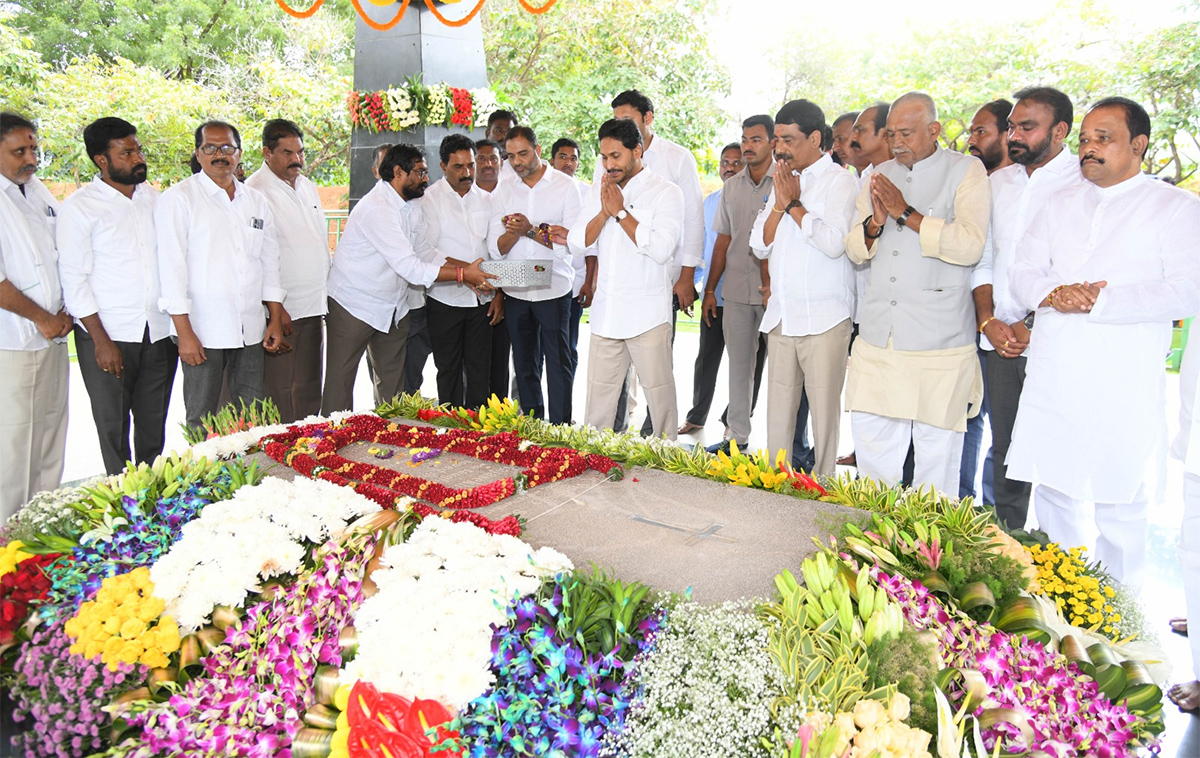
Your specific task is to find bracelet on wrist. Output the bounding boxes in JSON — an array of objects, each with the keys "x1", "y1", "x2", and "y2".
[
  {"x1": 863, "y1": 217, "x2": 884, "y2": 240},
  {"x1": 771, "y1": 206, "x2": 785, "y2": 214},
  {"x1": 978, "y1": 316, "x2": 997, "y2": 334},
  {"x1": 1047, "y1": 284, "x2": 1067, "y2": 307}
]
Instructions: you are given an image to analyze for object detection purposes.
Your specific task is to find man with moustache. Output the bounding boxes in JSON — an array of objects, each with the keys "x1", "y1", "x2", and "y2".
[
  {"x1": 845, "y1": 92, "x2": 990, "y2": 494},
  {"x1": 322, "y1": 144, "x2": 495, "y2": 413},
  {"x1": 966, "y1": 100, "x2": 1014, "y2": 175},
  {"x1": 751, "y1": 100, "x2": 859, "y2": 474},
  {"x1": 246, "y1": 119, "x2": 329, "y2": 423},
  {"x1": 700, "y1": 115, "x2": 776, "y2": 455},
  {"x1": 551, "y1": 137, "x2": 583, "y2": 180},
  {"x1": 487, "y1": 110, "x2": 519, "y2": 181},
  {"x1": 973, "y1": 87, "x2": 1079, "y2": 528},
  {"x1": 831, "y1": 112, "x2": 860, "y2": 171},
  {"x1": 57, "y1": 117, "x2": 177, "y2": 475},
  {"x1": 679, "y1": 143, "x2": 744, "y2": 436},
  {"x1": 569, "y1": 118, "x2": 684, "y2": 438},
  {"x1": 0, "y1": 112, "x2": 70, "y2": 519},
  {"x1": 157, "y1": 121, "x2": 289, "y2": 436},
  {"x1": 474, "y1": 139, "x2": 503, "y2": 193},
  {"x1": 488, "y1": 126, "x2": 582, "y2": 424},
  {"x1": 1006, "y1": 97, "x2": 1200, "y2": 589},
  {"x1": 419, "y1": 134, "x2": 500, "y2": 408}
]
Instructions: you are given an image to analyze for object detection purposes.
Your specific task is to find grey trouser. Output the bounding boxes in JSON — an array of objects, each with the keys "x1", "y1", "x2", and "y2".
[
  {"x1": 263, "y1": 315, "x2": 323, "y2": 423},
  {"x1": 723, "y1": 300, "x2": 766, "y2": 445},
  {"x1": 180, "y1": 343, "x2": 264, "y2": 434},
  {"x1": 322, "y1": 296, "x2": 410, "y2": 414}
]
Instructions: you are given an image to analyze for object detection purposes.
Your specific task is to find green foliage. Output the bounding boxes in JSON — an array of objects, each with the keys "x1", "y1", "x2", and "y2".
[
  {"x1": 482, "y1": 0, "x2": 731, "y2": 165},
  {"x1": 181, "y1": 398, "x2": 282, "y2": 446},
  {"x1": 555, "y1": 566, "x2": 654, "y2": 661},
  {"x1": 866, "y1": 629, "x2": 940, "y2": 734},
  {"x1": 939, "y1": 544, "x2": 1029, "y2": 615}
]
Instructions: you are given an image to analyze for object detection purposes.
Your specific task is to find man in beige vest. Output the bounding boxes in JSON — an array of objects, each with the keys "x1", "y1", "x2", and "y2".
[{"x1": 845, "y1": 92, "x2": 990, "y2": 494}]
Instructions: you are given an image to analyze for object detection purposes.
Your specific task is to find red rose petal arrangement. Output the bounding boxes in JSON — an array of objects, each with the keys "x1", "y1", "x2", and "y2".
[
  {"x1": 262, "y1": 414, "x2": 622, "y2": 537},
  {"x1": 1, "y1": 553, "x2": 60, "y2": 646}
]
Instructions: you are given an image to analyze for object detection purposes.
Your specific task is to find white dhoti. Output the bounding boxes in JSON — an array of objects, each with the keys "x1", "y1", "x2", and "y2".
[{"x1": 0, "y1": 344, "x2": 69, "y2": 521}]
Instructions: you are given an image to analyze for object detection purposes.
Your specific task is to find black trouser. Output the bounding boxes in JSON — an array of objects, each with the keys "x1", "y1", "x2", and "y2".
[
  {"x1": 685, "y1": 305, "x2": 726, "y2": 426},
  {"x1": 402, "y1": 306, "x2": 432, "y2": 395},
  {"x1": 987, "y1": 350, "x2": 1032, "y2": 529},
  {"x1": 76, "y1": 326, "x2": 178, "y2": 475},
  {"x1": 427, "y1": 299, "x2": 493, "y2": 409},
  {"x1": 506, "y1": 294, "x2": 574, "y2": 424}
]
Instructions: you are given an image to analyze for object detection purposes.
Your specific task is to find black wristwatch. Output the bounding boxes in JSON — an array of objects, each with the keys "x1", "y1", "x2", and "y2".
[
  {"x1": 1023, "y1": 311, "x2": 1035, "y2": 330},
  {"x1": 785, "y1": 199, "x2": 803, "y2": 214},
  {"x1": 896, "y1": 205, "x2": 916, "y2": 228}
]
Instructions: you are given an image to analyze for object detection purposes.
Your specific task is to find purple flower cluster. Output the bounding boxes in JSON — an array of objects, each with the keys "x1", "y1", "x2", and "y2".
[
  {"x1": 44, "y1": 484, "x2": 214, "y2": 617},
  {"x1": 411, "y1": 448, "x2": 443, "y2": 464},
  {"x1": 10, "y1": 617, "x2": 147, "y2": 758},
  {"x1": 442, "y1": 584, "x2": 662, "y2": 757},
  {"x1": 874, "y1": 569, "x2": 1148, "y2": 757},
  {"x1": 113, "y1": 538, "x2": 373, "y2": 758}
]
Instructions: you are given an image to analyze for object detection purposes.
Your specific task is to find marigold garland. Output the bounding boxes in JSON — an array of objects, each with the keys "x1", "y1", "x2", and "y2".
[{"x1": 262, "y1": 415, "x2": 621, "y2": 538}]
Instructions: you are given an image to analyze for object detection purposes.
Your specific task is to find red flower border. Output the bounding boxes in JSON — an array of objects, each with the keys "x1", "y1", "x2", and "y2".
[{"x1": 261, "y1": 415, "x2": 622, "y2": 537}]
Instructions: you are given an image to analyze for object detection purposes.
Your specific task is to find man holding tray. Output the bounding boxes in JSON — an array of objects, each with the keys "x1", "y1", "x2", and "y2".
[{"x1": 569, "y1": 118, "x2": 684, "y2": 439}]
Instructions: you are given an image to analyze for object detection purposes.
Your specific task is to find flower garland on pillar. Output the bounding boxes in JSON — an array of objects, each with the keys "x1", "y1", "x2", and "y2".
[{"x1": 274, "y1": 0, "x2": 558, "y2": 31}]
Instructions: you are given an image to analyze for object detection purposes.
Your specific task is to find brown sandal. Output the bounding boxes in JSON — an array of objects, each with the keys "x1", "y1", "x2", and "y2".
[{"x1": 1171, "y1": 617, "x2": 1189, "y2": 636}]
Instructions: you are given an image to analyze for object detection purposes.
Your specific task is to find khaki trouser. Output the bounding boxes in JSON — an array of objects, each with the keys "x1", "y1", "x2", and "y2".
[
  {"x1": 584, "y1": 322, "x2": 678, "y2": 440},
  {"x1": 0, "y1": 344, "x2": 68, "y2": 521},
  {"x1": 766, "y1": 320, "x2": 852, "y2": 475},
  {"x1": 723, "y1": 300, "x2": 766, "y2": 445}
]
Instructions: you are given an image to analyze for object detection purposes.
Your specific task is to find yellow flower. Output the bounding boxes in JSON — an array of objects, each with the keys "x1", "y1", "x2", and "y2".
[
  {"x1": 119, "y1": 618, "x2": 146, "y2": 640},
  {"x1": 140, "y1": 648, "x2": 170, "y2": 669}
]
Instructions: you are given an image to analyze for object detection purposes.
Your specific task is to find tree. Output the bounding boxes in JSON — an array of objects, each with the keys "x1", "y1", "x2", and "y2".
[
  {"x1": 1131, "y1": 11, "x2": 1200, "y2": 183},
  {"x1": 482, "y1": 0, "x2": 731, "y2": 166}
]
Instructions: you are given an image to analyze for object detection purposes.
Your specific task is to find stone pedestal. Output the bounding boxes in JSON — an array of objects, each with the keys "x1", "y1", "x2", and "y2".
[{"x1": 349, "y1": 3, "x2": 489, "y2": 207}]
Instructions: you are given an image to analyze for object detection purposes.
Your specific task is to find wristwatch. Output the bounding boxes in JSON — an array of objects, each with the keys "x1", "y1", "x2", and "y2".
[
  {"x1": 1023, "y1": 311, "x2": 1035, "y2": 330},
  {"x1": 896, "y1": 206, "x2": 916, "y2": 228},
  {"x1": 785, "y1": 199, "x2": 803, "y2": 214},
  {"x1": 616, "y1": 208, "x2": 628, "y2": 221}
]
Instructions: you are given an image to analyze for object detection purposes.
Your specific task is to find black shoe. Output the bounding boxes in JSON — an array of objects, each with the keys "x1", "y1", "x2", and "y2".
[{"x1": 706, "y1": 440, "x2": 732, "y2": 455}]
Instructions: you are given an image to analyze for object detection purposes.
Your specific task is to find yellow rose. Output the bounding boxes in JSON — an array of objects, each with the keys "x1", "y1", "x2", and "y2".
[
  {"x1": 129, "y1": 567, "x2": 152, "y2": 591},
  {"x1": 137, "y1": 596, "x2": 166, "y2": 623},
  {"x1": 103, "y1": 617, "x2": 122, "y2": 635},
  {"x1": 117, "y1": 640, "x2": 143, "y2": 665},
  {"x1": 156, "y1": 617, "x2": 181, "y2": 652},
  {"x1": 119, "y1": 618, "x2": 145, "y2": 640},
  {"x1": 103, "y1": 636, "x2": 125, "y2": 658},
  {"x1": 140, "y1": 649, "x2": 170, "y2": 669},
  {"x1": 84, "y1": 641, "x2": 103, "y2": 660}
]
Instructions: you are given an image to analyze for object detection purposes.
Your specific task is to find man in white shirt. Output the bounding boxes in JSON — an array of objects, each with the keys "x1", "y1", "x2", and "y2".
[
  {"x1": 488, "y1": 126, "x2": 582, "y2": 424},
  {"x1": 751, "y1": 100, "x2": 859, "y2": 474},
  {"x1": 0, "y1": 112, "x2": 71, "y2": 520},
  {"x1": 58, "y1": 117, "x2": 177, "y2": 475},
  {"x1": 845, "y1": 92, "x2": 990, "y2": 495},
  {"x1": 972, "y1": 87, "x2": 1079, "y2": 528},
  {"x1": 549, "y1": 136, "x2": 589, "y2": 385},
  {"x1": 474, "y1": 138, "x2": 511, "y2": 402},
  {"x1": 157, "y1": 121, "x2": 290, "y2": 435},
  {"x1": 246, "y1": 119, "x2": 330, "y2": 423},
  {"x1": 569, "y1": 118, "x2": 684, "y2": 439},
  {"x1": 966, "y1": 100, "x2": 1014, "y2": 176},
  {"x1": 323, "y1": 144, "x2": 495, "y2": 413},
  {"x1": 1007, "y1": 97, "x2": 1200, "y2": 589},
  {"x1": 421, "y1": 134, "x2": 502, "y2": 408}
]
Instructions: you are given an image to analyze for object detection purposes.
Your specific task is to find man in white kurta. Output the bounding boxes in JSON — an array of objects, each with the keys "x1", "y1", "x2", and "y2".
[
  {"x1": 751, "y1": 100, "x2": 859, "y2": 476},
  {"x1": 1007, "y1": 97, "x2": 1200, "y2": 589},
  {"x1": 1170, "y1": 316, "x2": 1200, "y2": 710},
  {"x1": 844, "y1": 93, "x2": 989, "y2": 494},
  {"x1": 569, "y1": 118, "x2": 684, "y2": 439},
  {"x1": 246, "y1": 119, "x2": 330, "y2": 423},
  {"x1": 0, "y1": 113, "x2": 71, "y2": 520}
]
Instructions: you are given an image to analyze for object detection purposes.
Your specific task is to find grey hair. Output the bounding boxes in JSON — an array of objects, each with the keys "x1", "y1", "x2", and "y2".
[{"x1": 892, "y1": 92, "x2": 938, "y2": 124}]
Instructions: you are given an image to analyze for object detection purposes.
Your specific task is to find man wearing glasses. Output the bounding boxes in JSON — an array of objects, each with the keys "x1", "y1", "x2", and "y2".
[
  {"x1": 156, "y1": 120, "x2": 289, "y2": 436},
  {"x1": 57, "y1": 117, "x2": 178, "y2": 474}
]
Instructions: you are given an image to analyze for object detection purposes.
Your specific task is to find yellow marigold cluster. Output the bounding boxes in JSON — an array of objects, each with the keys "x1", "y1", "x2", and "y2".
[
  {"x1": 806, "y1": 694, "x2": 933, "y2": 758},
  {"x1": 1028, "y1": 542, "x2": 1122, "y2": 637},
  {"x1": 64, "y1": 567, "x2": 181, "y2": 671},
  {"x1": 0, "y1": 540, "x2": 34, "y2": 577},
  {"x1": 983, "y1": 525, "x2": 1041, "y2": 594}
]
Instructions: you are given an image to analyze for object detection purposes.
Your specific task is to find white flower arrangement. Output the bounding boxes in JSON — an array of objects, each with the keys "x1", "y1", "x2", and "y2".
[
  {"x1": 426, "y1": 84, "x2": 450, "y2": 126},
  {"x1": 187, "y1": 411, "x2": 356, "y2": 460},
  {"x1": 149, "y1": 477, "x2": 380, "y2": 632},
  {"x1": 606, "y1": 601, "x2": 789, "y2": 758},
  {"x1": 341, "y1": 519, "x2": 572, "y2": 710},
  {"x1": 471, "y1": 87, "x2": 498, "y2": 129},
  {"x1": 386, "y1": 87, "x2": 421, "y2": 131},
  {"x1": 2, "y1": 480, "x2": 99, "y2": 543}
]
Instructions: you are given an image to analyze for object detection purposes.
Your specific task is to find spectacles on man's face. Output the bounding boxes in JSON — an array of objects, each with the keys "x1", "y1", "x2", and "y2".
[
  {"x1": 199, "y1": 144, "x2": 240, "y2": 156},
  {"x1": 409, "y1": 168, "x2": 430, "y2": 179}
]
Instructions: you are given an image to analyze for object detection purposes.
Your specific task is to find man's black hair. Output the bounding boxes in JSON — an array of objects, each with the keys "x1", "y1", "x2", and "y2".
[
  {"x1": 505, "y1": 125, "x2": 539, "y2": 148},
  {"x1": 598, "y1": 118, "x2": 642, "y2": 150},
  {"x1": 1090, "y1": 96, "x2": 1152, "y2": 156},
  {"x1": 378, "y1": 143, "x2": 424, "y2": 181},
  {"x1": 263, "y1": 118, "x2": 303, "y2": 150},
  {"x1": 551, "y1": 137, "x2": 580, "y2": 156},
  {"x1": 721, "y1": 142, "x2": 741, "y2": 156},
  {"x1": 611, "y1": 89, "x2": 655, "y2": 116},
  {"x1": 742, "y1": 114, "x2": 775, "y2": 137},
  {"x1": 475, "y1": 139, "x2": 500, "y2": 153},
  {"x1": 194, "y1": 120, "x2": 241, "y2": 150},
  {"x1": 833, "y1": 111, "x2": 860, "y2": 128},
  {"x1": 1013, "y1": 87, "x2": 1074, "y2": 135},
  {"x1": 0, "y1": 112, "x2": 37, "y2": 140},
  {"x1": 979, "y1": 99, "x2": 1014, "y2": 132},
  {"x1": 774, "y1": 99, "x2": 826, "y2": 140},
  {"x1": 439, "y1": 133, "x2": 476, "y2": 165},
  {"x1": 373, "y1": 143, "x2": 394, "y2": 166},
  {"x1": 83, "y1": 117, "x2": 137, "y2": 167},
  {"x1": 865, "y1": 102, "x2": 889, "y2": 132},
  {"x1": 487, "y1": 110, "x2": 518, "y2": 127}
]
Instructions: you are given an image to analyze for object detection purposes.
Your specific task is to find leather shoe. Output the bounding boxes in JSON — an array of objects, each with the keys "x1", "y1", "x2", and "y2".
[
  {"x1": 836, "y1": 452, "x2": 857, "y2": 467},
  {"x1": 706, "y1": 440, "x2": 733, "y2": 455},
  {"x1": 678, "y1": 421, "x2": 703, "y2": 435}
]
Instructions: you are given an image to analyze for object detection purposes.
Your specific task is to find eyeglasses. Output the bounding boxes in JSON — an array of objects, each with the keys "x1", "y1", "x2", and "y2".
[
  {"x1": 199, "y1": 144, "x2": 240, "y2": 156},
  {"x1": 410, "y1": 169, "x2": 430, "y2": 178}
]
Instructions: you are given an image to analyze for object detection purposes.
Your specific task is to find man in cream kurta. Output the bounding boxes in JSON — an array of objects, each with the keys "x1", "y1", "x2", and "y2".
[
  {"x1": 0, "y1": 112, "x2": 71, "y2": 520},
  {"x1": 844, "y1": 93, "x2": 990, "y2": 495},
  {"x1": 1007, "y1": 98, "x2": 1200, "y2": 590},
  {"x1": 569, "y1": 118, "x2": 684, "y2": 439}
]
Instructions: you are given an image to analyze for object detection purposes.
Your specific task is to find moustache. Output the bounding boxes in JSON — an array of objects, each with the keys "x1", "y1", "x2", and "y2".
[
  {"x1": 774, "y1": 153, "x2": 792, "y2": 162},
  {"x1": 967, "y1": 146, "x2": 981, "y2": 156},
  {"x1": 849, "y1": 140, "x2": 861, "y2": 150},
  {"x1": 21, "y1": 164, "x2": 37, "y2": 173},
  {"x1": 1080, "y1": 154, "x2": 1104, "y2": 166},
  {"x1": 288, "y1": 163, "x2": 303, "y2": 169},
  {"x1": 1008, "y1": 141, "x2": 1028, "y2": 152},
  {"x1": 133, "y1": 163, "x2": 148, "y2": 173},
  {"x1": 212, "y1": 159, "x2": 230, "y2": 166}
]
